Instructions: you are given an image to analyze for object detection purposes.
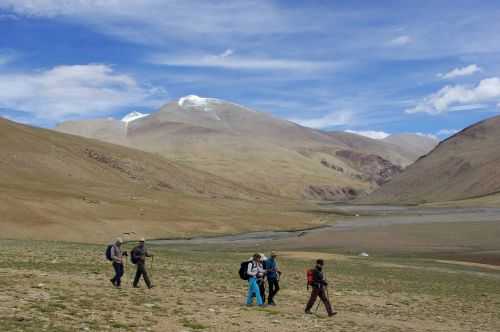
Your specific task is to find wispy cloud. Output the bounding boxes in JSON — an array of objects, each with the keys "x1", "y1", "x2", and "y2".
[
  {"x1": 0, "y1": 49, "x2": 17, "y2": 65},
  {"x1": 148, "y1": 51, "x2": 336, "y2": 71},
  {"x1": 438, "y1": 64, "x2": 482, "y2": 79},
  {"x1": 387, "y1": 35, "x2": 413, "y2": 46},
  {"x1": 406, "y1": 77, "x2": 500, "y2": 114},
  {"x1": 0, "y1": 64, "x2": 167, "y2": 121},
  {"x1": 289, "y1": 111, "x2": 353, "y2": 129},
  {"x1": 436, "y1": 128, "x2": 459, "y2": 137},
  {"x1": 0, "y1": 1, "x2": 296, "y2": 45},
  {"x1": 344, "y1": 130, "x2": 390, "y2": 140}
]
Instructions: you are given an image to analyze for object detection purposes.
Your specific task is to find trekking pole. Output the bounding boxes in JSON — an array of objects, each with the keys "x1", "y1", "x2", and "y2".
[{"x1": 150, "y1": 255, "x2": 154, "y2": 280}]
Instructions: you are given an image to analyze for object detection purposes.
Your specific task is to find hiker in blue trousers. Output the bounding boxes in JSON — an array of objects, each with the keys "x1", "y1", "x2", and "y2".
[{"x1": 246, "y1": 253, "x2": 266, "y2": 306}]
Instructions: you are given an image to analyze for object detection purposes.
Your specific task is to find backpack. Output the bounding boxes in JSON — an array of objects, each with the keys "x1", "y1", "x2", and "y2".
[
  {"x1": 306, "y1": 269, "x2": 314, "y2": 289},
  {"x1": 130, "y1": 246, "x2": 140, "y2": 265},
  {"x1": 239, "y1": 261, "x2": 251, "y2": 280},
  {"x1": 105, "y1": 245, "x2": 113, "y2": 261}
]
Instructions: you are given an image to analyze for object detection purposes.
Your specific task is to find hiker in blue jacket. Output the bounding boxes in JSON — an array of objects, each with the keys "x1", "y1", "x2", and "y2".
[{"x1": 266, "y1": 252, "x2": 281, "y2": 305}]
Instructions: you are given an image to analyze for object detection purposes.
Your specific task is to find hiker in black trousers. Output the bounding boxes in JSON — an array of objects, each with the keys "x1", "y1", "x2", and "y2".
[
  {"x1": 132, "y1": 238, "x2": 154, "y2": 289},
  {"x1": 110, "y1": 238, "x2": 125, "y2": 288},
  {"x1": 266, "y1": 252, "x2": 281, "y2": 305},
  {"x1": 305, "y1": 259, "x2": 337, "y2": 317}
]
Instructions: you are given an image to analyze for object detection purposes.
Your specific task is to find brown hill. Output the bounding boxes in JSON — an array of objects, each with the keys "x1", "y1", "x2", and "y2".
[
  {"x1": 326, "y1": 131, "x2": 437, "y2": 167},
  {"x1": 57, "y1": 96, "x2": 434, "y2": 200},
  {"x1": 362, "y1": 115, "x2": 500, "y2": 204},
  {"x1": 0, "y1": 117, "x2": 318, "y2": 243}
]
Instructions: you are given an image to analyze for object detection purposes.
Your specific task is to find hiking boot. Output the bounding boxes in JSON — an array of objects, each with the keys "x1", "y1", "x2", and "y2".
[
  {"x1": 305, "y1": 310, "x2": 312, "y2": 315},
  {"x1": 148, "y1": 285, "x2": 155, "y2": 289},
  {"x1": 133, "y1": 285, "x2": 140, "y2": 288},
  {"x1": 268, "y1": 301, "x2": 276, "y2": 306},
  {"x1": 110, "y1": 279, "x2": 116, "y2": 286},
  {"x1": 328, "y1": 311, "x2": 338, "y2": 317}
]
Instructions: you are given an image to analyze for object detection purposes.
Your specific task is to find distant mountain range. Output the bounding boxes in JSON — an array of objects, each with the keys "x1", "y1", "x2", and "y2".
[
  {"x1": 56, "y1": 95, "x2": 438, "y2": 200},
  {"x1": 361, "y1": 115, "x2": 500, "y2": 204}
]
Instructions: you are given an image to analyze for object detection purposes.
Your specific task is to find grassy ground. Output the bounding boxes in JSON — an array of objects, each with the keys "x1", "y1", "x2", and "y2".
[{"x1": 1, "y1": 240, "x2": 499, "y2": 332}]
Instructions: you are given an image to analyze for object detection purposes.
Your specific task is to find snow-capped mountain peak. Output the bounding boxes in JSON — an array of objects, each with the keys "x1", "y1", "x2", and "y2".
[
  {"x1": 178, "y1": 95, "x2": 221, "y2": 111},
  {"x1": 121, "y1": 111, "x2": 150, "y2": 123}
]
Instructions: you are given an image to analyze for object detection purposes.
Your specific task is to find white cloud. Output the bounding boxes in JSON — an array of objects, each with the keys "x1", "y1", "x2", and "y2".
[
  {"x1": 0, "y1": 64, "x2": 167, "y2": 121},
  {"x1": 218, "y1": 49, "x2": 234, "y2": 58},
  {"x1": 0, "y1": 1, "x2": 294, "y2": 45},
  {"x1": 289, "y1": 111, "x2": 353, "y2": 129},
  {"x1": 448, "y1": 104, "x2": 487, "y2": 112},
  {"x1": 406, "y1": 77, "x2": 500, "y2": 114},
  {"x1": 0, "y1": 50, "x2": 17, "y2": 65},
  {"x1": 344, "y1": 130, "x2": 390, "y2": 140},
  {"x1": 415, "y1": 132, "x2": 438, "y2": 140},
  {"x1": 149, "y1": 52, "x2": 335, "y2": 71},
  {"x1": 388, "y1": 35, "x2": 412, "y2": 46},
  {"x1": 438, "y1": 64, "x2": 481, "y2": 79},
  {"x1": 436, "y1": 128, "x2": 458, "y2": 137}
]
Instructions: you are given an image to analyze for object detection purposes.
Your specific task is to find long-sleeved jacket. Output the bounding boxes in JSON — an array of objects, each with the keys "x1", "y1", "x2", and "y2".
[
  {"x1": 110, "y1": 244, "x2": 123, "y2": 264},
  {"x1": 312, "y1": 266, "x2": 328, "y2": 289},
  {"x1": 247, "y1": 260, "x2": 265, "y2": 278},
  {"x1": 132, "y1": 245, "x2": 151, "y2": 264},
  {"x1": 266, "y1": 258, "x2": 279, "y2": 280}
]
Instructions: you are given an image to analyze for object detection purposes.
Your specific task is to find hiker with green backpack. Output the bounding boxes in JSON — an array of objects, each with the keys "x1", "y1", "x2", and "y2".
[
  {"x1": 305, "y1": 259, "x2": 337, "y2": 317},
  {"x1": 105, "y1": 238, "x2": 127, "y2": 288},
  {"x1": 131, "y1": 238, "x2": 154, "y2": 289}
]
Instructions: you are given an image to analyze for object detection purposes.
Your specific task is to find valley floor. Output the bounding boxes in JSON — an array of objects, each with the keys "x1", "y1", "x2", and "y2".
[{"x1": 1, "y1": 240, "x2": 500, "y2": 332}]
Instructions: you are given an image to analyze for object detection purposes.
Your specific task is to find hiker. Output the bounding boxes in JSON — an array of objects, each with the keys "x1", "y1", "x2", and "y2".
[
  {"x1": 257, "y1": 257, "x2": 267, "y2": 304},
  {"x1": 131, "y1": 238, "x2": 154, "y2": 289},
  {"x1": 109, "y1": 238, "x2": 126, "y2": 288},
  {"x1": 246, "y1": 253, "x2": 266, "y2": 306},
  {"x1": 305, "y1": 259, "x2": 337, "y2": 317},
  {"x1": 266, "y1": 251, "x2": 281, "y2": 305}
]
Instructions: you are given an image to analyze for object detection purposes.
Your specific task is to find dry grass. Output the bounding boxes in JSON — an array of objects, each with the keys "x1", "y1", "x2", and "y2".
[{"x1": 1, "y1": 240, "x2": 499, "y2": 331}]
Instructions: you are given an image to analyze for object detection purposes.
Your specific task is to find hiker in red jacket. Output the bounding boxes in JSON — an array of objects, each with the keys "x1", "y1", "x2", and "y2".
[{"x1": 305, "y1": 259, "x2": 337, "y2": 317}]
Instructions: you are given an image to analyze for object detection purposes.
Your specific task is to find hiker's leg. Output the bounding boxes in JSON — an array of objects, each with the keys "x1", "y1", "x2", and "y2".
[
  {"x1": 319, "y1": 288, "x2": 334, "y2": 315},
  {"x1": 133, "y1": 265, "x2": 142, "y2": 287},
  {"x1": 111, "y1": 263, "x2": 119, "y2": 285},
  {"x1": 268, "y1": 279, "x2": 275, "y2": 303},
  {"x1": 116, "y1": 263, "x2": 124, "y2": 287},
  {"x1": 305, "y1": 288, "x2": 319, "y2": 312},
  {"x1": 259, "y1": 280, "x2": 266, "y2": 304},
  {"x1": 142, "y1": 265, "x2": 152, "y2": 288},
  {"x1": 254, "y1": 279, "x2": 263, "y2": 305},
  {"x1": 246, "y1": 278, "x2": 257, "y2": 305}
]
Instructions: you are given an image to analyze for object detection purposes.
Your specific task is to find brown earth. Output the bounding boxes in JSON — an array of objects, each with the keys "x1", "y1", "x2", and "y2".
[
  {"x1": 362, "y1": 115, "x2": 500, "y2": 204},
  {"x1": 0, "y1": 118, "x2": 320, "y2": 243}
]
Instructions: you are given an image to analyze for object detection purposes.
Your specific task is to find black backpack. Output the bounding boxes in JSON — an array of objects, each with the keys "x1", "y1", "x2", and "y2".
[
  {"x1": 239, "y1": 261, "x2": 252, "y2": 280},
  {"x1": 105, "y1": 245, "x2": 113, "y2": 261},
  {"x1": 130, "y1": 246, "x2": 140, "y2": 265}
]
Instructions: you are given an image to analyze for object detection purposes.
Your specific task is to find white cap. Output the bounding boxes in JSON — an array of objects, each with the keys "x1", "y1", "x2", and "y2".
[
  {"x1": 139, "y1": 238, "x2": 145, "y2": 242},
  {"x1": 116, "y1": 238, "x2": 123, "y2": 244}
]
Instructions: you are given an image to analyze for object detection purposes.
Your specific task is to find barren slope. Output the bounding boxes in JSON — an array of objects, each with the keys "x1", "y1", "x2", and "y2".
[
  {"x1": 0, "y1": 118, "x2": 317, "y2": 242},
  {"x1": 363, "y1": 115, "x2": 500, "y2": 204},
  {"x1": 327, "y1": 131, "x2": 434, "y2": 167},
  {"x1": 57, "y1": 96, "x2": 409, "y2": 200}
]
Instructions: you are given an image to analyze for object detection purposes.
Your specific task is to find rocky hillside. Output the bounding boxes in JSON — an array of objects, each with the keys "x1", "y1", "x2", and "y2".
[
  {"x1": 0, "y1": 118, "x2": 316, "y2": 242},
  {"x1": 362, "y1": 115, "x2": 500, "y2": 204},
  {"x1": 57, "y1": 96, "x2": 435, "y2": 201}
]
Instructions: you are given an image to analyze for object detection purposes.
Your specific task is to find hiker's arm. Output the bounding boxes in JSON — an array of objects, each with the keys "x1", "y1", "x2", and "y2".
[
  {"x1": 247, "y1": 263, "x2": 257, "y2": 277},
  {"x1": 110, "y1": 246, "x2": 121, "y2": 263}
]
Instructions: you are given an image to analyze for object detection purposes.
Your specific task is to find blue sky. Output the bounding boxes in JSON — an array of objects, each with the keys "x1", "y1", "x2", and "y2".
[{"x1": 1, "y1": 1, "x2": 500, "y2": 139}]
